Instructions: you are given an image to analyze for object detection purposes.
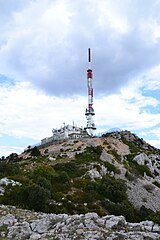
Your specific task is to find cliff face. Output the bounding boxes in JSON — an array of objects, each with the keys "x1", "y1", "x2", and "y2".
[{"x1": 1, "y1": 130, "x2": 160, "y2": 238}]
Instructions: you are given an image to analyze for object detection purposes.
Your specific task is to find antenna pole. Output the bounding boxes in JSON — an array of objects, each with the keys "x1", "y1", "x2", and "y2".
[{"x1": 85, "y1": 48, "x2": 96, "y2": 136}]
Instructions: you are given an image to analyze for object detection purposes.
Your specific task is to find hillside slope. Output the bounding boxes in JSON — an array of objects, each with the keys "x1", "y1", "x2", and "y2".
[{"x1": 1, "y1": 130, "x2": 160, "y2": 225}]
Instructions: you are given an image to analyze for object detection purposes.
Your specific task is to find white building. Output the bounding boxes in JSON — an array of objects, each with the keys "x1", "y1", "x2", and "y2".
[{"x1": 41, "y1": 124, "x2": 89, "y2": 145}]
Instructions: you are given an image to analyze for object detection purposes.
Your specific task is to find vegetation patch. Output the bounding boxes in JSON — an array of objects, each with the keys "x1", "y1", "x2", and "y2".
[
  {"x1": 75, "y1": 146, "x2": 103, "y2": 164},
  {"x1": 126, "y1": 155, "x2": 152, "y2": 177},
  {"x1": 103, "y1": 161, "x2": 120, "y2": 174},
  {"x1": 0, "y1": 162, "x2": 21, "y2": 178}
]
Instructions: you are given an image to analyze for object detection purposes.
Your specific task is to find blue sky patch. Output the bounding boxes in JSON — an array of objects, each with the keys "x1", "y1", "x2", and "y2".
[{"x1": 0, "y1": 75, "x2": 15, "y2": 86}]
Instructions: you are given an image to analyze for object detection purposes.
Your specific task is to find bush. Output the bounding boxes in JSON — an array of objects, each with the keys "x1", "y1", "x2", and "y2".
[
  {"x1": 6, "y1": 153, "x2": 19, "y2": 162},
  {"x1": 36, "y1": 176, "x2": 52, "y2": 191},
  {"x1": 29, "y1": 165, "x2": 57, "y2": 181},
  {"x1": 0, "y1": 185, "x2": 23, "y2": 207},
  {"x1": 112, "y1": 201, "x2": 138, "y2": 222},
  {"x1": 104, "y1": 161, "x2": 120, "y2": 174},
  {"x1": 75, "y1": 204, "x2": 88, "y2": 214},
  {"x1": 56, "y1": 171, "x2": 70, "y2": 183},
  {"x1": 75, "y1": 146, "x2": 103, "y2": 164},
  {"x1": 54, "y1": 161, "x2": 81, "y2": 178},
  {"x1": 121, "y1": 138, "x2": 141, "y2": 153},
  {"x1": 101, "y1": 199, "x2": 139, "y2": 222},
  {"x1": 73, "y1": 178, "x2": 90, "y2": 189},
  {"x1": 139, "y1": 205, "x2": 154, "y2": 221},
  {"x1": 148, "y1": 210, "x2": 160, "y2": 225},
  {"x1": 31, "y1": 147, "x2": 41, "y2": 157},
  {"x1": 98, "y1": 175, "x2": 127, "y2": 203},
  {"x1": 1, "y1": 184, "x2": 50, "y2": 212},
  {"x1": 0, "y1": 162, "x2": 21, "y2": 177},
  {"x1": 21, "y1": 184, "x2": 50, "y2": 212}
]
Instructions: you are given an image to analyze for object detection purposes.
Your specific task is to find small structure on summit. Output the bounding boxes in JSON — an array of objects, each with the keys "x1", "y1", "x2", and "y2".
[{"x1": 41, "y1": 123, "x2": 89, "y2": 145}]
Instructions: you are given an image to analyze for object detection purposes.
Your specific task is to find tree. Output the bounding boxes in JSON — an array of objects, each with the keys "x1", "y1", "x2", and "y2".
[
  {"x1": 7, "y1": 153, "x2": 18, "y2": 162},
  {"x1": 21, "y1": 184, "x2": 50, "y2": 212},
  {"x1": 31, "y1": 146, "x2": 41, "y2": 157}
]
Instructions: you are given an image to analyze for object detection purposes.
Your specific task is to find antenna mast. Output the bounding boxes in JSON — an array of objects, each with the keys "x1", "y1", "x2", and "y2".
[{"x1": 85, "y1": 48, "x2": 96, "y2": 136}]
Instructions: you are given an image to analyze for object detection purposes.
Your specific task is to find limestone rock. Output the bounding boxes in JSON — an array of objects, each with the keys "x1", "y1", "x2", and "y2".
[{"x1": 0, "y1": 205, "x2": 159, "y2": 239}]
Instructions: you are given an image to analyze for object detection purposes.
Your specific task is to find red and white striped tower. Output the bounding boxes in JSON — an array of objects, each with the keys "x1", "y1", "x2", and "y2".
[{"x1": 85, "y1": 48, "x2": 96, "y2": 136}]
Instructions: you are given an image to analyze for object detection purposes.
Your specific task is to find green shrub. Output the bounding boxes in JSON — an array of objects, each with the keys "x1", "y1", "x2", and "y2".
[
  {"x1": 73, "y1": 178, "x2": 90, "y2": 189},
  {"x1": 126, "y1": 156, "x2": 152, "y2": 177},
  {"x1": 47, "y1": 202, "x2": 68, "y2": 214},
  {"x1": 1, "y1": 184, "x2": 50, "y2": 212},
  {"x1": 36, "y1": 176, "x2": 52, "y2": 191},
  {"x1": 6, "y1": 153, "x2": 19, "y2": 162},
  {"x1": 98, "y1": 175, "x2": 127, "y2": 203},
  {"x1": 0, "y1": 185, "x2": 23, "y2": 207},
  {"x1": 31, "y1": 147, "x2": 41, "y2": 157},
  {"x1": 75, "y1": 204, "x2": 88, "y2": 214},
  {"x1": 0, "y1": 162, "x2": 21, "y2": 177},
  {"x1": 54, "y1": 161, "x2": 79, "y2": 178},
  {"x1": 20, "y1": 184, "x2": 50, "y2": 212},
  {"x1": 121, "y1": 137, "x2": 141, "y2": 154},
  {"x1": 29, "y1": 165, "x2": 57, "y2": 181},
  {"x1": 103, "y1": 161, "x2": 120, "y2": 174},
  {"x1": 58, "y1": 171, "x2": 70, "y2": 183},
  {"x1": 101, "y1": 199, "x2": 139, "y2": 222},
  {"x1": 107, "y1": 149, "x2": 121, "y2": 162},
  {"x1": 75, "y1": 146, "x2": 103, "y2": 164},
  {"x1": 148, "y1": 210, "x2": 160, "y2": 225},
  {"x1": 51, "y1": 181, "x2": 70, "y2": 193},
  {"x1": 135, "y1": 163, "x2": 152, "y2": 177},
  {"x1": 85, "y1": 181, "x2": 99, "y2": 192},
  {"x1": 139, "y1": 205, "x2": 154, "y2": 221}
]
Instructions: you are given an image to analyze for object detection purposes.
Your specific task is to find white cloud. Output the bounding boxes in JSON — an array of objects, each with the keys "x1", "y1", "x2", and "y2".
[
  {"x1": 0, "y1": 82, "x2": 87, "y2": 140},
  {"x1": 95, "y1": 95, "x2": 160, "y2": 131},
  {"x1": 146, "y1": 140, "x2": 160, "y2": 149},
  {"x1": 0, "y1": 0, "x2": 160, "y2": 96},
  {"x1": 0, "y1": 145, "x2": 23, "y2": 157}
]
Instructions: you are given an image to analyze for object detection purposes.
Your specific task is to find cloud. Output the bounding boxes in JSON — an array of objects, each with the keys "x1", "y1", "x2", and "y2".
[
  {"x1": 0, "y1": 81, "x2": 87, "y2": 141},
  {"x1": 0, "y1": 76, "x2": 159, "y2": 141},
  {"x1": 0, "y1": 0, "x2": 160, "y2": 96},
  {"x1": 0, "y1": 145, "x2": 23, "y2": 157}
]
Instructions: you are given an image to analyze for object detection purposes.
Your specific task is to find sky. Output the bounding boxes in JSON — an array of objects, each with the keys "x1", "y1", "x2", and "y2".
[{"x1": 1, "y1": 0, "x2": 160, "y2": 157}]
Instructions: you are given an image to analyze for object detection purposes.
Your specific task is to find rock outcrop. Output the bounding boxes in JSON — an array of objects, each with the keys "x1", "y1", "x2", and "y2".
[{"x1": 0, "y1": 205, "x2": 160, "y2": 239}]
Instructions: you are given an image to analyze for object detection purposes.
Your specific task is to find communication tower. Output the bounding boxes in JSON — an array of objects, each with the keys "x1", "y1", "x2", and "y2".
[{"x1": 85, "y1": 48, "x2": 96, "y2": 136}]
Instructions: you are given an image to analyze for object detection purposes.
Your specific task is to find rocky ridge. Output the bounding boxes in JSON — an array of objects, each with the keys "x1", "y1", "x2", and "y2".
[{"x1": 0, "y1": 205, "x2": 160, "y2": 239}]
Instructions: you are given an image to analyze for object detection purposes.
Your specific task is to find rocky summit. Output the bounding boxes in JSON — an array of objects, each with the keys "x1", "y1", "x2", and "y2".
[
  {"x1": 1, "y1": 130, "x2": 160, "y2": 239},
  {"x1": 0, "y1": 205, "x2": 160, "y2": 239}
]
